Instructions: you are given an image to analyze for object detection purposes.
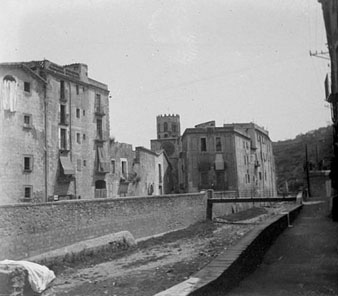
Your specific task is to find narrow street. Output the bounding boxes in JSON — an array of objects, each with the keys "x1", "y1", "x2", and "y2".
[{"x1": 206, "y1": 198, "x2": 338, "y2": 296}]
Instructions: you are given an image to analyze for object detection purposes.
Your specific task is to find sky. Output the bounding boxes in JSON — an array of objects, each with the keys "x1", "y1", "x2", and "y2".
[{"x1": 0, "y1": 0, "x2": 331, "y2": 148}]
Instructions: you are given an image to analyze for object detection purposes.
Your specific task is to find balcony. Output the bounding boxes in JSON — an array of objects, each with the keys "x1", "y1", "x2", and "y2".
[
  {"x1": 59, "y1": 114, "x2": 70, "y2": 126},
  {"x1": 95, "y1": 105, "x2": 105, "y2": 116},
  {"x1": 95, "y1": 130, "x2": 108, "y2": 142}
]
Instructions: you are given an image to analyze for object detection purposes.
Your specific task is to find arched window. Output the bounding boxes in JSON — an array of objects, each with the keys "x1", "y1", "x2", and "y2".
[
  {"x1": 3, "y1": 75, "x2": 16, "y2": 82},
  {"x1": 164, "y1": 122, "x2": 168, "y2": 132}
]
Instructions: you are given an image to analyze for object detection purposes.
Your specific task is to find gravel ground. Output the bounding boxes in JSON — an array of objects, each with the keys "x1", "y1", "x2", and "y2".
[{"x1": 50, "y1": 203, "x2": 294, "y2": 296}]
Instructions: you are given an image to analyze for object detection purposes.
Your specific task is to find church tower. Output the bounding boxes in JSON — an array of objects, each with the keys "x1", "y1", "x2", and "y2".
[{"x1": 156, "y1": 114, "x2": 181, "y2": 139}]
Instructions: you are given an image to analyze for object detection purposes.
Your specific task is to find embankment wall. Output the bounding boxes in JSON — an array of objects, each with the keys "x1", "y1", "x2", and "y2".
[{"x1": 0, "y1": 193, "x2": 207, "y2": 260}]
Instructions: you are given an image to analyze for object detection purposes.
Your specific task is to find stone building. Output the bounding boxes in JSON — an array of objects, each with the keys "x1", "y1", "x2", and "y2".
[
  {"x1": 151, "y1": 114, "x2": 182, "y2": 193},
  {"x1": 107, "y1": 141, "x2": 135, "y2": 197},
  {"x1": 108, "y1": 141, "x2": 172, "y2": 197},
  {"x1": 0, "y1": 60, "x2": 110, "y2": 204},
  {"x1": 318, "y1": 0, "x2": 338, "y2": 217},
  {"x1": 181, "y1": 121, "x2": 276, "y2": 196},
  {"x1": 132, "y1": 147, "x2": 172, "y2": 196}
]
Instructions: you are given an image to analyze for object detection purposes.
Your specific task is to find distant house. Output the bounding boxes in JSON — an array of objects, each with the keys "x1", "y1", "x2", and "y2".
[
  {"x1": 0, "y1": 60, "x2": 110, "y2": 204},
  {"x1": 107, "y1": 142, "x2": 172, "y2": 197},
  {"x1": 107, "y1": 141, "x2": 135, "y2": 197}
]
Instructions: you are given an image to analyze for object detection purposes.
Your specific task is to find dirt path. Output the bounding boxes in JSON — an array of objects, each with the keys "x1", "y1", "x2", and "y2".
[{"x1": 51, "y1": 204, "x2": 294, "y2": 296}]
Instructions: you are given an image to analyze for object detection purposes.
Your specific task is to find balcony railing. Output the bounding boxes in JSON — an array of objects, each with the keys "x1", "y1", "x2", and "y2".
[
  {"x1": 95, "y1": 130, "x2": 108, "y2": 142},
  {"x1": 95, "y1": 105, "x2": 105, "y2": 116},
  {"x1": 59, "y1": 114, "x2": 70, "y2": 126}
]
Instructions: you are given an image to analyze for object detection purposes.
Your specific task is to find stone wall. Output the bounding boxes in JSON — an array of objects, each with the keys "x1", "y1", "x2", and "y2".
[{"x1": 0, "y1": 193, "x2": 207, "y2": 260}]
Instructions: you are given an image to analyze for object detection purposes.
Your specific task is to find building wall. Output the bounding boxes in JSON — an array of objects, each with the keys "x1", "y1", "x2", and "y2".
[
  {"x1": 181, "y1": 123, "x2": 277, "y2": 197},
  {"x1": 107, "y1": 141, "x2": 135, "y2": 197},
  {"x1": 151, "y1": 137, "x2": 181, "y2": 193},
  {"x1": 0, "y1": 61, "x2": 110, "y2": 204},
  {"x1": 0, "y1": 67, "x2": 46, "y2": 204},
  {"x1": 182, "y1": 128, "x2": 242, "y2": 193},
  {"x1": 0, "y1": 193, "x2": 207, "y2": 260},
  {"x1": 132, "y1": 147, "x2": 167, "y2": 196},
  {"x1": 45, "y1": 66, "x2": 110, "y2": 200}
]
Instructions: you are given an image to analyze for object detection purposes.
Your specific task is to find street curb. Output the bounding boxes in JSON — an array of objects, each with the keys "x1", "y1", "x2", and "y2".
[{"x1": 154, "y1": 204, "x2": 303, "y2": 296}]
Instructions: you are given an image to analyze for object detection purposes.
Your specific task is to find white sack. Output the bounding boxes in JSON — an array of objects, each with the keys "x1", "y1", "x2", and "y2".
[{"x1": 0, "y1": 260, "x2": 55, "y2": 293}]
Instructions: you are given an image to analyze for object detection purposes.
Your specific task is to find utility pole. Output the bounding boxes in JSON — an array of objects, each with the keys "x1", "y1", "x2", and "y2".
[
  {"x1": 309, "y1": 50, "x2": 330, "y2": 60},
  {"x1": 305, "y1": 144, "x2": 311, "y2": 198}
]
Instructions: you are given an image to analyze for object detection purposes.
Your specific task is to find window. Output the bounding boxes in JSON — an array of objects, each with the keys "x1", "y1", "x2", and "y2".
[
  {"x1": 157, "y1": 123, "x2": 161, "y2": 133},
  {"x1": 97, "y1": 118, "x2": 103, "y2": 139},
  {"x1": 95, "y1": 94, "x2": 102, "y2": 113},
  {"x1": 216, "y1": 137, "x2": 222, "y2": 151},
  {"x1": 60, "y1": 128, "x2": 67, "y2": 150},
  {"x1": 76, "y1": 85, "x2": 79, "y2": 95},
  {"x1": 76, "y1": 108, "x2": 80, "y2": 118},
  {"x1": 24, "y1": 186, "x2": 32, "y2": 199},
  {"x1": 111, "y1": 159, "x2": 116, "y2": 173},
  {"x1": 121, "y1": 159, "x2": 127, "y2": 176},
  {"x1": 164, "y1": 122, "x2": 168, "y2": 132},
  {"x1": 60, "y1": 80, "x2": 65, "y2": 99},
  {"x1": 23, "y1": 114, "x2": 32, "y2": 127},
  {"x1": 24, "y1": 82, "x2": 30, "y2": 92},
  {"x1": 200, "y1": 138, "x2": 207, "y2": 152},
  {"x1": 83, "y1": 160, "x2": 87, "y2": 167},
  {"x1": 83, "y1": 110, "x2": 85, "y2": 116},
  {"x1": 83, "y1": 134, "x2": 86, "y2": 141},
  {"x1": 259, "y1": 172, "x2": 262, "y2": 180},
  {"x1": 172, "y1": 124, "x2": 177, "y2": 133},
  {"x1": 77, "y1": 159, "x2": 81, "y2": 171},
  {"x1": 76, "y1": 133, "x2": 81, "y2": 144},
  {"x1": 23, "y1": 156, "x2": 33, "y2": 172},
  {"x1": 60, "y1": 104, "x2": 67, "y2": 124},
  {"x1": 158, "y1": 164, "x2": 162, "y2": 183}
]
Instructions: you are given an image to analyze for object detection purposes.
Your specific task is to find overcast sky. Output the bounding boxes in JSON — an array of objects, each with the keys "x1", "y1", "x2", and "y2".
[{"x1": 0, "y1": 0, "x2": 330, "y2": 148}]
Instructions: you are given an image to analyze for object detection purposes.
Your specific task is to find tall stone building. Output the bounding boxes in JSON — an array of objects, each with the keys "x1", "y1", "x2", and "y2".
[
  {"x1": 318, "y1": 0, "x2": 338, "y2": 217},
  {"x1": 181, "y1": 121, "x2": 277, "y2": 196},
  {"x1": 0, "y1": 60, "x2": 110, "y2": 204}
]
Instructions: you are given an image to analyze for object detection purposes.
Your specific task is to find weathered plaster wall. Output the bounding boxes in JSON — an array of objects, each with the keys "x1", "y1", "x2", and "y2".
[{"x1": 0, "y1": 67, "x2": 46, "y2": 204}]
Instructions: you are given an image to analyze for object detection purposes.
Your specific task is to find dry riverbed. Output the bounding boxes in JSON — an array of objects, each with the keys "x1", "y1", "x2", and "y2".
[{"x1": 50, "y1": 203, "x2": 294, "y2": 296}]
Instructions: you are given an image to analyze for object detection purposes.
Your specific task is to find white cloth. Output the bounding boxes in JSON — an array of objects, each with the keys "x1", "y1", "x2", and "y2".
[
  {"x1": 0, "y1": 80, "x2": 17, "y2": 112},
  {"x1": 0, "y1": 260, "x2": 55, "y2": 293}
]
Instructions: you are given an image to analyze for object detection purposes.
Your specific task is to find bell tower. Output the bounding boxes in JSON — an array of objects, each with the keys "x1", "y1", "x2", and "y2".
[{"x1": 156, "y1": 114, "x2": 181, "y2": 139}]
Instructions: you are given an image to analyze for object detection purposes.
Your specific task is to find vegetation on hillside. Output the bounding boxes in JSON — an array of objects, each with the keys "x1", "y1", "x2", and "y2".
[{"x1": 273, "y1": 126, "x2": 333, "y2": 193}]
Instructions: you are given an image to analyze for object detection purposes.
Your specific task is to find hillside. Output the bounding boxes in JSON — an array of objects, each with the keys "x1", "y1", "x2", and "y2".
[{"x1": 272, "y1": 126, "x2": 333, "y2": 193}]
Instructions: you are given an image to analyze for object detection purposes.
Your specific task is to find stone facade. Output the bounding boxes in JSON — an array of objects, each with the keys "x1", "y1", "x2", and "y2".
[
  {"x1": 132, "y1": 146, "x2": 172, "y2": 196},
  {"x1": 0, "y1": 60, "x2": 110, "y2": 204},
  {"x1": 223, "y1": 123, "x2": 277, "y2": 197},
  {"x1": 107, "y1": 142, "x2": 172, "y2": 197},
  {"x1": 0, "y1": 193, "x2": 207, "y2": 260},
  {"x1": 107, "y1": 141, "x2": 135, "y2": 197},
  {"x1": 161, "y1": 120, "x2": 276, "y2": 196}
]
